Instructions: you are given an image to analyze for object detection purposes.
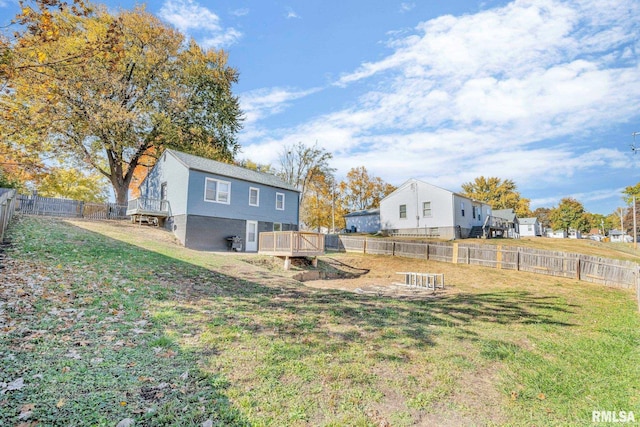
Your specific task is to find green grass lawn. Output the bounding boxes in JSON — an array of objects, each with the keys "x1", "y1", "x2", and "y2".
[{"x1": 1, "y1": 216, "x2": 639, "y2": 426}]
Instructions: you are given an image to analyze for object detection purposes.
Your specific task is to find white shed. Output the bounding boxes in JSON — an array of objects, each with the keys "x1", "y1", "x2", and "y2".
[{"x1": 519, "y1": 217, "x2": 542, "y2": 237}]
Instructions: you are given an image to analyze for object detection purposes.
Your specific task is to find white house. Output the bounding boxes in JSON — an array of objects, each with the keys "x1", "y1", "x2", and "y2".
[
  {"x1": 547, "y1": 229, "x2": 567, "y2": 238},
  {"x1": 344, "y1": 208, "x2": 380, "y2": 233},
  {"x1": 519, "y1": 217, "x2": 543, "y2": 237},
  {"x1": 379, "y1": 179, "x2": 492, "y2": 239},
  {"x1": 609, "y1": 229, "x2": 632, "y2": 243}
]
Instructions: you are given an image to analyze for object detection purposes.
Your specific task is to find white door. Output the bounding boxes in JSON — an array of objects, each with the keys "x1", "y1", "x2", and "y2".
[{"x1": 245, "y1": 220, "x2": 258, "y2": 252}]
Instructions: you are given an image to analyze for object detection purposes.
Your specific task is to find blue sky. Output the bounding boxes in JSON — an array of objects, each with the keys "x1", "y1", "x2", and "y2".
[{"x1": 2, "y1": 0, "x2": 640, "y2": 215}]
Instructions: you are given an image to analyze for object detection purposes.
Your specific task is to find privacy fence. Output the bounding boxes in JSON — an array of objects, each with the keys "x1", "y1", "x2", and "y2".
[
  {"x1": 0, "y1": 189, "x2": 18, "y2": 243},
  {"x1": 16, "y1": 194, "x2": 128, "y2": 220},
  {"x1": 325, "y1": 235, "x2": 640, "y2": 301}
]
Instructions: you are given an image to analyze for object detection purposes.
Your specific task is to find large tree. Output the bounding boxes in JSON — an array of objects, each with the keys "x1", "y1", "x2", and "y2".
[
  {"x1": 2, "y1": 2, "x2": 242, "y2": 204},
  {"x1": 303, "y1": 172, "x2": 346, "y2": 232},
  {"x1": 532, "y1": 207, "x2": 552, "y2": 230},
  {"x1": 461, "y1": 176, "x2": 531, "y2": 217},
  {"x1": 277, "y1": 141, "x2": 334, "y2": 206},
  {"x1": 549, "y1": 197, "x2": 587, "y2": 234},
  {"x1": 339, "y1": 166, "x2": 395, "y2": 212}
]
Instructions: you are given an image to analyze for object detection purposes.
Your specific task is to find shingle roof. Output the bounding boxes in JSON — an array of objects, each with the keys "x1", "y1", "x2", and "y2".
[
  {"x1": 492, "y1": 209, "x2": 517, "y2": 221},
  {"x1": 344, "y1": 208, "x2": 380, "y2": 217},
  {"x1": 519, "y1": 217, "x2": 539, "y2": 225},
  {"x1": 167, "y1": 149, "x2": 299, "y2": 192}
]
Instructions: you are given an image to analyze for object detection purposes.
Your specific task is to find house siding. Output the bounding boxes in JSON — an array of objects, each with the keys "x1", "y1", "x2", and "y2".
[
  {"x1": 140, "y1": 152, "x2": 189, "y2": 216},
  {"x1": 344, "y1": 210, "x2": 381, "y2": 233},
  {"x1": 380, "y1": 179, "x2": 490, "y2": 239},
  {"x1": 185, "y1": 170, "x2": 299, "y2": 225},
  {"x1": 179, "y1": 215, "x2": 299, "y2": 251},
  {"x1": 136, "y1": 150, "x2": 300, "y2": 251}
]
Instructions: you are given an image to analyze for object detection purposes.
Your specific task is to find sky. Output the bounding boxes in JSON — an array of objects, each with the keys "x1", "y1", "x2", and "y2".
[{"x1": 2, "y1": 0, "x2": 640, "y2": 215}]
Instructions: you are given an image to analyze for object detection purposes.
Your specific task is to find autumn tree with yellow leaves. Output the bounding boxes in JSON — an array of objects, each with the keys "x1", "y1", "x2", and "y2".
[
  {"x1": 460, "y1": 176, "x2": 531, "y2": 217},
  {"x1": 339, "y1": 166, "x2": 396, "y2": 213},
  {"x1": 2, "y1": 1, "x2": 242, "y2": 204}
]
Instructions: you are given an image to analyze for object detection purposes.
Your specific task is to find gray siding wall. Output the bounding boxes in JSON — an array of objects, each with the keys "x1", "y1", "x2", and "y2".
[
  {"x1": 345, "y1": 214, "x2": 381, "y2": 233},
  {"x1": 185, "y1": 170, "x2": 299, "y2": 225},
  {"x1": 165, "y1": 214, "x2": 188, "y2": 246},
  {"x1": 181, "y1": 215, "x2": 298, "y2": 251},
  {"x1": 184, "y1": 215, "x2": 246, "y2": 251}
]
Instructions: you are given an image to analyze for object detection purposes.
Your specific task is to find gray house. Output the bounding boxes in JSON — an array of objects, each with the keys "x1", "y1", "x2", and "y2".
[
  {"x1": 492, "y1": 209, "x2": 519, "y2": 238},
  {"x1": 344, "y1": 208, "x2": 380, "y2": 233},
  {"x1": 132, "y1": 149, "x2": 300, "y2": 251}
]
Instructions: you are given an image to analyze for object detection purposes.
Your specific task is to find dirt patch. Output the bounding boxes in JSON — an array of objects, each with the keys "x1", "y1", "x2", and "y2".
[{"x1": 297, "y1": 254, "x2": 455, "y2": 299}]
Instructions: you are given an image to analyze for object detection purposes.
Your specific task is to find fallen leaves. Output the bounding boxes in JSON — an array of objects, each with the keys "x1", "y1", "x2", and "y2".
[{"x1": 1, "y1": 377, "x2": 25, "y2": 394}]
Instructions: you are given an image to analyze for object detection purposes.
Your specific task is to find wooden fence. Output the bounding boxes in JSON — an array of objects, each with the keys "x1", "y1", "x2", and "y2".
[
  {"x1": 326, "y1": 235, "x2": 640, "y2": 303},
  {"x1": 16, "y1": 195, "x2": 128, "y2": 220},
  {"x1": 0, "y1": 189, "x2": 17, "y2": 243}
]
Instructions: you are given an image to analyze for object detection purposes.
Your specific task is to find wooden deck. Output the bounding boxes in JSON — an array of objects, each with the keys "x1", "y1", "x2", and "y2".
[
  {"x1": 258, "y1": 231, "x2": 325, "y2": 257},
  {"x1": 126, "y1": 198, "x2": 170, "y2": 225}
]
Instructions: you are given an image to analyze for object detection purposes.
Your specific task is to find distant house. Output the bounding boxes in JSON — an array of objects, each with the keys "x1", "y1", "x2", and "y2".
[
  {"x1": 568, "y1": 229, "x2": 582, "y2": 239},
  {"x1": 344, "y1": 208, "x2": 380, "y2": 233},
  {"x1": 128, "y1": 149, "x2": 300, "y2": 251},
  {"x1": 379, "y1": 178, "x2": 492, "y2": 239},
  {"x1": 492, "y1": 209, "x2": 519, "y2": 238},
  {"x1": 609, "y1": 229, "x2": 632, "y2": 243},
  {"x1": 519, "y1": 217, "x2": 543, "y2": 237},
  {"x1": 547, "y1": 229, "x2": 568, "y2": 239}
]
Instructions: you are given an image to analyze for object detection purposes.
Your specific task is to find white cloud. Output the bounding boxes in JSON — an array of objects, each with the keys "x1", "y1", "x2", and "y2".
[
  {"x1": 400, "y1": 3, "x2": 415, "y2": 13},
  {"x1": 230, "y1": 8, "x2": 249, "y2": 17},
  {"x1": 240, "y1": 87, "x2": 322, "y2": 124},
  {"x1": 285, "y1": 7, "x2": 300, "y2": 19},
  {"x1": 159, "y1": 0, "x2": 241, "y2": 48},
  {"x1": 242, "y1": 0, "x2": 640, "y2": 212}
]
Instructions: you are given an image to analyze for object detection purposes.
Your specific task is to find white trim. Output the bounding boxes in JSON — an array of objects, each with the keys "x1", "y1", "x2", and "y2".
[
  {"x1": 422, "y1": 201, "x2": 432, "y2": 217},
  {"x1": 276, "y1": 192, "x2": 285, "y2": 210},
  {"x1": 246, "y1": 220, "x2": 258, "y2": 252},
  {"x1": 399, "y1": 204, "x2": 407, "y2": 219},
  {"x1": 249, "y1": 187, "x2": 260, "y2": 207},
  {"x1": 204, "y1": 177, "x2": 231, "y2": 204}
]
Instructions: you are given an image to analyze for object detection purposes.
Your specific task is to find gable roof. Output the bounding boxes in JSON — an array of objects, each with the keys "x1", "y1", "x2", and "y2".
[
  {"x1": 519, "y1": 217, "x2": 539, "y2": 225},
  {"x1": 166, "y1": 149, "x2": 299, "y2": 192},
  {"x1": 344, "y1": 208, "x2": 380, "y2": 218},
  {"x1": 492, "y1": 209, "x2": 517, "y2": 222},
  {"x1": 382, "y1": 178, "x2": 490, "y2": 206}
]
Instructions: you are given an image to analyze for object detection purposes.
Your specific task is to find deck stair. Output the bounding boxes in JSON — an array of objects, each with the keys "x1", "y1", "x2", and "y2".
[{"x1": 469, "y1": 226, "x2": 484, "y2": 239}]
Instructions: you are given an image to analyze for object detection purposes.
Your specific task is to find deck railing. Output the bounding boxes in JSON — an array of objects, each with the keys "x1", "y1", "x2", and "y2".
[
  {"x1": 259, "y1": 231, "x2": 325, "y2": 256},
  {"x1": 126, "y1": 198, "x2": 170, "y2": 216}
]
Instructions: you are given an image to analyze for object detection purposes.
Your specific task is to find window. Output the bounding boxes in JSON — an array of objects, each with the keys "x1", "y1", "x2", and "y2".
[
  {"x1": 472, "y1": 206, "x2": 476, "y2": 219},
  {"x1": 249, "y1": 187, "x2": 259, "y2": 207},
  {"x1": 461, "y1": 202, "x2": 465, "y2": 217},
  {"x1": 204, "y1": 178, "x2": 230, "y2": 204},
  {"x1": 160, "y1": 182, "x2": 167, "y2": 201},
  {"x1": 422, "y1": 201, "x2": 432, "y2": 217},
  {"x1": 276, "y1": 193, "x2": 285, "y2": 210},
  {"x1": 273, "y1": 222, "x2": 282, "y2": 231},
  {"x1": 399, "y1": 204, "x2": 407, "y2": 219}
]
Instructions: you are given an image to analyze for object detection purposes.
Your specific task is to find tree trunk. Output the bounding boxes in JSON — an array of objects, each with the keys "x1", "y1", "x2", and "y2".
[{"x1": 113, "y1": 181, "x2": 129, "y2": 206}]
